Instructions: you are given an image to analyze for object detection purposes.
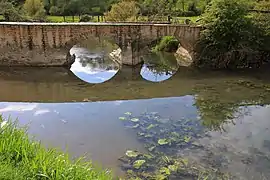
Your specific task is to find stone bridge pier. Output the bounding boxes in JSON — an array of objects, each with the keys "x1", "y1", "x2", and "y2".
[{"x1": 0, "y1": 22, "x2": 202, "y2": 67}]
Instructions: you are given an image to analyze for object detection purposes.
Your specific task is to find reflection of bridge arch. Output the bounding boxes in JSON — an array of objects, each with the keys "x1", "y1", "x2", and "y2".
[
  {"x1": 0, "y1": 67, "x2": 270, "y2": 105},
  {"x1": 105, "y1": 64, "x2": 145, "y2": 82}
]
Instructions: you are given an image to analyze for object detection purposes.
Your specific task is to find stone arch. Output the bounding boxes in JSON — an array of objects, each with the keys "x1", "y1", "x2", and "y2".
[
  {"x1": 64, "y1": 32, "x2": 121, "y2": 52},
  {"x1": 138, "y1": 25, "x2": 202, "y2": 65},
  {"x1": 64, "y1": 31, "x2": 123, "y2": 68}
]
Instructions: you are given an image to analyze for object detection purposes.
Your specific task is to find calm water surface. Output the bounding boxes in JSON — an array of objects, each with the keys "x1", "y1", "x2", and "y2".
[{"x1": 1, "y1": 45, "x2": 270, "y2": 179}]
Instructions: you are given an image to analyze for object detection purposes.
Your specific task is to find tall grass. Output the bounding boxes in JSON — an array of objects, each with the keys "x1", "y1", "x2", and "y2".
[{"x1": 0, "y1": 116, "x2": 113, "y2": 180}]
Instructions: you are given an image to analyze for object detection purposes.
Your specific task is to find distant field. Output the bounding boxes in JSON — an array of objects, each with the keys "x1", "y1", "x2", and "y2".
[
  {"x1": 47, "y1": 16, "x2": 80, "y2": 22},
  {"x1": 47, "y1": 16, "x2": 104, "y2": 22}
]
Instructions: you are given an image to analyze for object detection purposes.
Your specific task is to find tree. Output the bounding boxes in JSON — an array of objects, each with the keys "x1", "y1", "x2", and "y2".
[
  {"x1": 195, "y1": 0, "x2": 266, "y2": 69},
  {"x1": 253, "y1": 0, "x2": 270, "y2": 35},
  {"x1": 23, "y1": 0, "x2": 46, "y2": 21},
  {"x1": 105, "y1": 0, "x2": 139, "y2": 22},
  {"x1": 49, "y1": 5, "x2": 60, "y2": 15},
  {"x1": 66, "y1": 0, "x2": 81, "y2": 21},
  {"x1": 0, "y1": 0, "x2": 27, "y2": 21}
]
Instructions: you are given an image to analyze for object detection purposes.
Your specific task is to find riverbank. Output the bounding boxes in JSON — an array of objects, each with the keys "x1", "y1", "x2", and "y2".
[{"x1": 0, "y1": 117, "x2": 112, "y2": 180}]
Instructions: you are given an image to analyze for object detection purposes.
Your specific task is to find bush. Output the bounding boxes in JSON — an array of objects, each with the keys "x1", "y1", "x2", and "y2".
[
  {"x1": 105, "y1": 1, "x2": 139, "y2": 22},
  {"x1": 253, "y1": 1, "x2": 270, "y2": 35},
  {"x1": 79, "y1": 14, "x2": 92, "y2": 22},
  {"x1": 0, "y1": 2, "x2": 28, "y2": 22},
  {"x1": 23, "y1": 0, "x2": 46, "y2": 21},
  {"x1": 172, "y1": 11, "x2": 197, "y2": 17},
  {"x1": 195, "y1": 0, "x2": 268, "y2": 69},
  {"x1": 188, "y1": 2, "x2": 201, "y2": 16},
  {"x1": 0, "y1": 117, "x2": 113, "y2": 180},
  {"x1": 153, "y1": 36, "x2": 179, "y2": 52}
]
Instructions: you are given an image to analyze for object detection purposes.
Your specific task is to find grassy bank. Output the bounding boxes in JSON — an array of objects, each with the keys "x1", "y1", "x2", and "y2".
[{"x1": 0, "y1": 116, "x2": 112, "y2": 180}]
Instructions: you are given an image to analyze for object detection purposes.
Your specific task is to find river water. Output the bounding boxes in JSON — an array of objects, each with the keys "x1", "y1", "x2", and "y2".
[{"x1": 1, "y1": 44, "x2": 270, "y2": 179}]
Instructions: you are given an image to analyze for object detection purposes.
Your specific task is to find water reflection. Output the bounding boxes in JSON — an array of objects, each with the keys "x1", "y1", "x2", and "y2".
[
  {"x1": 140, "y1": 52, "x2": 179, "y2": 82},
  {"x1": 0, "y1": 96, "x2": 197, "y2": 176},
  {"x1": 1, "y1": 66, "x2": 270, "y2": 178},
  {"x1": 70, "y1": 46, "x2": 119, "y2": 84}
]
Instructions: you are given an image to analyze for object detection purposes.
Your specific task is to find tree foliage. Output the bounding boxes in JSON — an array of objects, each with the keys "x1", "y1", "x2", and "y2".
[
  {"x1": 49, "y1": 6, "x2": 60, "y2": 15},
  {"x1": 253, "y1": 0, "x2": 270, "y2": 35},
  {"x1": 105, "y1": 0, "x2": 139, "y2": 22},
  {"x1": 23, "y1": 0, "x2": 46, "y2": 20},
  {"x1": 195, "y1": 0, "x2": 268, "y2": 69},
  {"x1": 0, "y1": 0, "x2": 28, "y2": 21}
]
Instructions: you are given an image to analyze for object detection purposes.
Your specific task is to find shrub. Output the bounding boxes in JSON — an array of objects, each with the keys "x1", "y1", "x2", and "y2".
[
  {"x1": 80, "y1": 14, "x2": 92, "y2": 22},
  {"x1": 0, "y1": 2, "x2": 28, "y2": 22},
  {"x1": 253, "y1": 0, "x2": 270, "y2": 35},
  {"x1": 23, "y1": 0, "x2": 46, "y2": 21},
  {"x1": 105, "y1": 1, "x2": 139, "y2": 22},
  {"x1": 153, "y1": 36, "x2": 179, "y2": 52},
  {"x1": 195, "y1": 0, "x2": 268, "y2": 69}
]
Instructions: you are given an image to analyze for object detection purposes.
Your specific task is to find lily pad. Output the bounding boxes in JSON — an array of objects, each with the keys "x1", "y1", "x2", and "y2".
[
  {"x1": 181, "y1": 158, "x2": 189, "y2": 167},
  {"x1": 131, "y1": 118, "x2": 139, "y2": 122},
  {"x1": 138, "y1": 132, "x2": 145, "y2": 136},
  {"x1": 119, "y1": 117, "x2": 127, "y2": 121},
  {"x1": 133, "y1": 160, "x2": 146, "y2": 169},
  {"x1": 143, "y1": 154, "x2": 153, "y2": 159},
  {"x1": 184, "y1": 136, "x2": 191, "y2": 143},
  {"x1": 146, "y1": 124, "x2": 157, "y2": 130},
  {"x1": 158, "y1": 139, "x2": 169, "y2": 145},
  {"x1": 171, "y1": 132, "x2": 180, "y2": 137},
  {"x1": 132, "y1": 124, "x2": 140, "y2": 128},
  {"x1": 125, "y1": 112, "x2": 132, "y2": 115},
  {"x1": 145, "y1": 134, "x2": 153, "y2": 138},
  {"x1": 148, "y1": 146, "x2": 156, "y2": 152},
  {"x1": 126, "y1": 150, "x2": 139, "y2": 158},
  {"x1": 168, "y1": 164, "x2": 178, "y2": 172},
  {"x1": 159, "y1": 167, "x2": 170, "y2": 175}
]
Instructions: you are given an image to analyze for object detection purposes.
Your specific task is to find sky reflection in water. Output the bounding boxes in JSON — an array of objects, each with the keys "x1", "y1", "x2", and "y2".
[
  {"x1": 70, "y1": 45, "x2": 180, "y2": 83},
  {"x1": 70, "y1": 46, "x2": 119, "y2": 84}
]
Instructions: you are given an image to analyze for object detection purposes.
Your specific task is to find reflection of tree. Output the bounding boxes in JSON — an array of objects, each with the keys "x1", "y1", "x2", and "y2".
[
  {"x1": 72, "y1": 36, "x2": 120, "y2": 73},
  {"x1": 78, "y1": 55, "x2": 119, "y2": 72},
  {"x1": 142, "y1": 52, "x2": 179, "y2": 76},
  {"x1": 193, "y1": 80, "x2": 270, "y2": 131},
  {"x1": 194, "y1": 96, "x2": 239, "y2": 131}
]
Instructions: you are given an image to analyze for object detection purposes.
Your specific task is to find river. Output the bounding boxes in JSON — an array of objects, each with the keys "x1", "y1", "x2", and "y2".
[{"x1": 1, "y1": 43, "x2": 270, "y2": 179}]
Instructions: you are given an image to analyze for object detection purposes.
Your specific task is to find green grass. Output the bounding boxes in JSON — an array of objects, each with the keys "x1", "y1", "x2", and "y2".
[
  {"x1": 46, "y1": 16, "x2": 103, "y2": 23},
  {"x1": 0, "y1": 116, "x2": 113, "y2": 180},
  {"x1": 47, "y1": 16, "x2": 81, "y2": 22}
]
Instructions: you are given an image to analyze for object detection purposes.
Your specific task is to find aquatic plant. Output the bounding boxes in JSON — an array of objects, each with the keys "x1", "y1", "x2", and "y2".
[
  {"x1": 0, "y1": 116, "x2": 112, "y2": 180},
  {"x1": 118, "y1": 112, "x2": 231, "y2": 179}
]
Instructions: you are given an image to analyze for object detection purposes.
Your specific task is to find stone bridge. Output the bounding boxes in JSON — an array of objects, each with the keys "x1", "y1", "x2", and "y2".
[{"x1": 0, "y1": 22, "x2": 202, "y2": 66}]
